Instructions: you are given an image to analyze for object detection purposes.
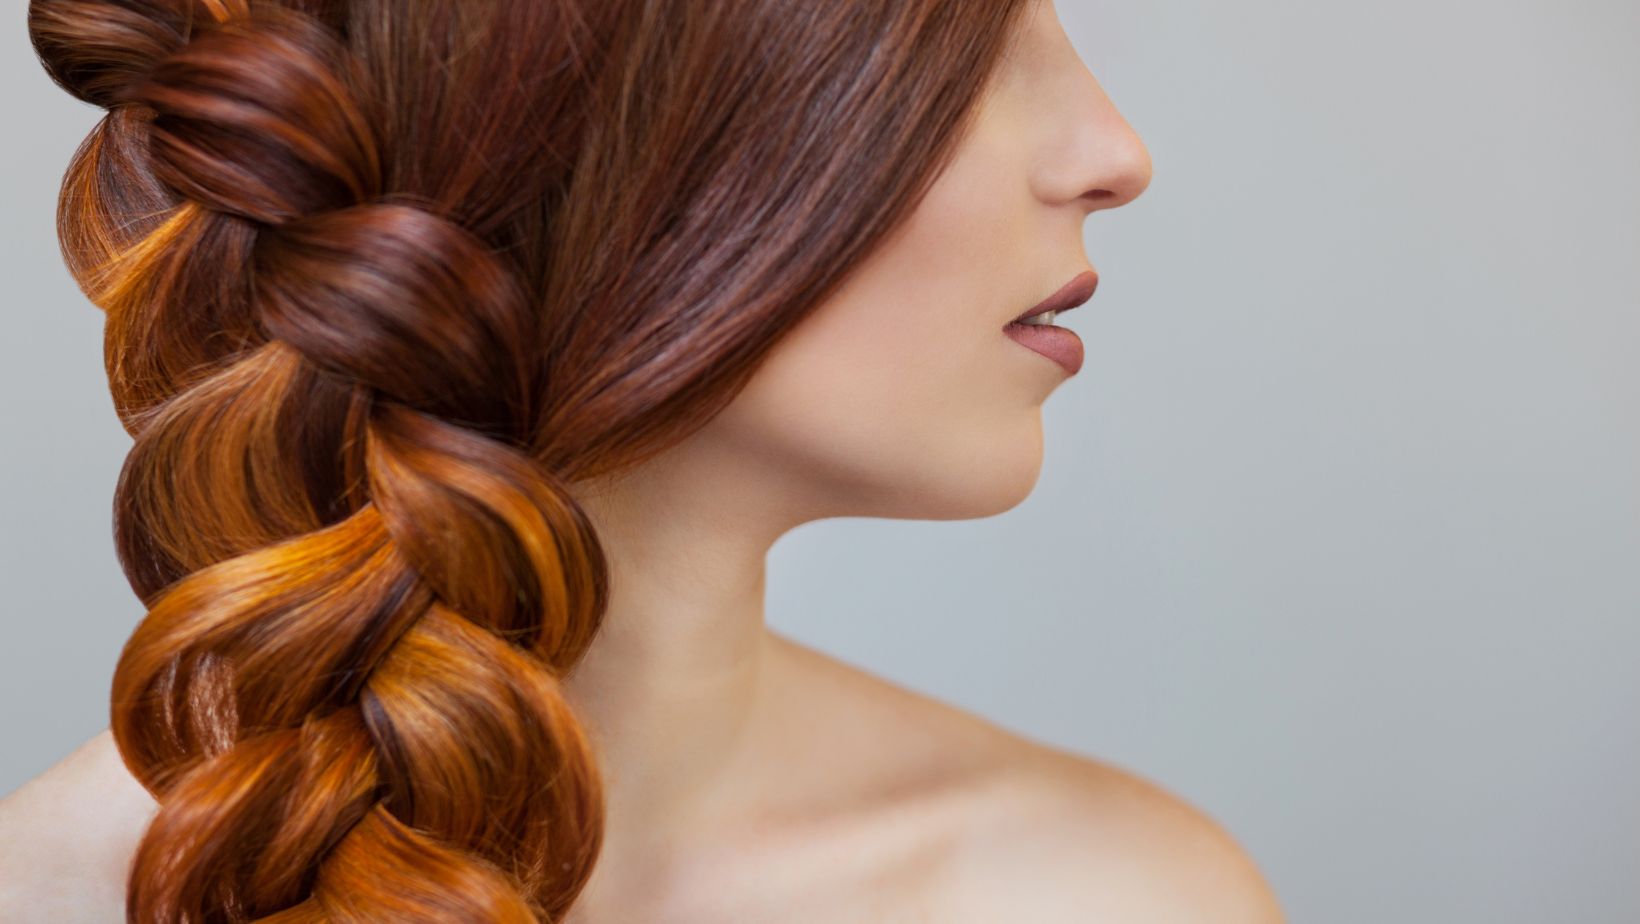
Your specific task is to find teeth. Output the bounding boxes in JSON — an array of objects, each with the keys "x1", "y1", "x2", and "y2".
[{"x1": 1018, "y1": 310, "x2": 1057, "y2": 326}]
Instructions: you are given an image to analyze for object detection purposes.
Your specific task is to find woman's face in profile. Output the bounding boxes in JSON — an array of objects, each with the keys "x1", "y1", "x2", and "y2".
[{"x1": 701, "y1": 0, "x2": 1153, "y2": 523}]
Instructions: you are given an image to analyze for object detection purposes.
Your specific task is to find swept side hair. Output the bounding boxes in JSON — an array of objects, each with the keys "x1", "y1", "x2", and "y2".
[{"x1": 26, "y1": 0, "x2": 1032, "y2": 919}]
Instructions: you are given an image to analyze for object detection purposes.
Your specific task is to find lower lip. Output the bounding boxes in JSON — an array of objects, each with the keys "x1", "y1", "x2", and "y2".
[{"x1": 1004, "y1": 321, "x2": 1084, "y2": 376}]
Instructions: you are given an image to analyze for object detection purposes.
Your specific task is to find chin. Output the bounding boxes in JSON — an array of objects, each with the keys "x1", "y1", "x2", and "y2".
[
  {"x1": 879, "y1": 440, "x2": 1047, "y2": 522},
  {"x1": 951, "y1": 456, "x2": 1045, "y2": 519}
]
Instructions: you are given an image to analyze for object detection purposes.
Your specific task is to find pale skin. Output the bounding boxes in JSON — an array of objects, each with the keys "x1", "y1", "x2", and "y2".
[{"x1": 1, "y1": 1, "x2": 1286, "y2": 920}]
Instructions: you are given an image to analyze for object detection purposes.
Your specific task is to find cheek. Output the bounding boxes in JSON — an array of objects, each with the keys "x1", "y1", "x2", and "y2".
[
  {"x1": 710, "y1": 289, "x2": 1050, "y2": 519},
  {"x1": 705, "y1": 112, "x2": 1053, "y2": 518}
]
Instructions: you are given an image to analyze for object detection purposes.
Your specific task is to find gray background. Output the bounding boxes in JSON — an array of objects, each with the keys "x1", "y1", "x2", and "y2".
[{"x1": 4, "y1": 1, "x2": 1637, "y2": 920}]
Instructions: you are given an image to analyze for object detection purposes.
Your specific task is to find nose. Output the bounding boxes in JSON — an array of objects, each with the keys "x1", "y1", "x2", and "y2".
[
  {"x1": 1077, "y1": 118, "x2": 1152, "y2": 213},
  {"x1": 1032, "y1": 33, "x2": 1154, "y2": 215},
  {"x1": 1044, "y1": 87, "x2": 1153, "y2": 215}
]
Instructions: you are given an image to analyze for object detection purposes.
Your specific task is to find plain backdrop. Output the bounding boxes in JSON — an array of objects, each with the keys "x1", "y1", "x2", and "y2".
[{"x1": 4, "y1": 2, "x2": 1637, "y2": 921}]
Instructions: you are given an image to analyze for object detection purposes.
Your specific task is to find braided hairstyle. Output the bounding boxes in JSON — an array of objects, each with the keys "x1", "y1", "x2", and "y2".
[{"x1": 27, "y1": 0, "x2": 1034, "y2": 919}]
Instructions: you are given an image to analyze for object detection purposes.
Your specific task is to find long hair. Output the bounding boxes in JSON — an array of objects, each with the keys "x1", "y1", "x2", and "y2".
[{"x1": 26, "y1": 0, "x2": 1033, "y2": 919}]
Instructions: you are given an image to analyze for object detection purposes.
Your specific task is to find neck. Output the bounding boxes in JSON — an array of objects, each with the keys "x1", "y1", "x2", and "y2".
[{"x1": 560, "y1": 435, "x2": 811, "y2": 853}]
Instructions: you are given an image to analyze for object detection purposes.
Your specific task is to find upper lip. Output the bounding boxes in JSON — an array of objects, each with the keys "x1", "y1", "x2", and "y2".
[{"x1": 1011, "y1": 270, "x2": 1100, "y2": 325}]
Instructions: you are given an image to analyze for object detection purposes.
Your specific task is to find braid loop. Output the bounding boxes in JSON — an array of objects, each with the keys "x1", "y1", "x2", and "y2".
[
  {"x1": 365, "y1": 405, "x2": 608, "y2": 662},
  {"x1": 29, "y1": 0, "x2": 243, "y2": 110},
  {"x1": 132, "y1": 5, "x2": 381, "y2": 225},
  {"x1": 257, "y1": 205, "x2": 538, "y2": 439}
]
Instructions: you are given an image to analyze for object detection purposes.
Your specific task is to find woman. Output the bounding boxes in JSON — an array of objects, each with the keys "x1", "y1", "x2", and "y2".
[{"x1": 3, "y1": 0, "x2": 1283, "y2": 920}]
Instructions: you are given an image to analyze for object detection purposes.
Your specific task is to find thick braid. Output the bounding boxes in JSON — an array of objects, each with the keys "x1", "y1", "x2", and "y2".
[{"x1": 31, "y1": 1, "x2": 610, "y2": 920}]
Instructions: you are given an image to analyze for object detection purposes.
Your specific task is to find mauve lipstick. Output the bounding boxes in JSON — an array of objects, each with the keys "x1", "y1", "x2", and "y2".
[{"x1": 1004, "y1": 270, "x2": 1098, "y2": 376}]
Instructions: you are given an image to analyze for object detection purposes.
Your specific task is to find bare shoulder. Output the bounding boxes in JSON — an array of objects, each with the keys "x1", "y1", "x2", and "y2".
[
  {"x1": 0, "y1": 729, "x2": 159, "y2": 922},
  {"x1": 926, "y1": 733, "x2": 1287, "y2": 923},
  {"x1": 765, "y1": 632, "x2": 1283, "y2": 921}
]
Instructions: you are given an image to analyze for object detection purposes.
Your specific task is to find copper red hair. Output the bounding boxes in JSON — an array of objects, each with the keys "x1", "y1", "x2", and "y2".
[{"x1": 27, "y1": 0, "x2": 1032, "y2": 918}]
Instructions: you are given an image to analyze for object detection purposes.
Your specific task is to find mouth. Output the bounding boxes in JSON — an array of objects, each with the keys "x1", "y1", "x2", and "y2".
[{"x1": 1007, "y1": 270, "x2": 1099, "y2": 328}]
